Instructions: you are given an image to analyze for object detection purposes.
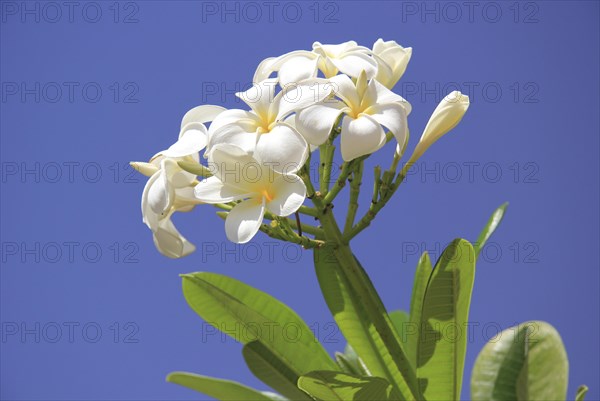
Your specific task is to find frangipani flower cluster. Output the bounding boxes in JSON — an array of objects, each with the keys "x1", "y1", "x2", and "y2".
[{"x1": 131, "y1": 39, "x2": 470, "y2": 257}]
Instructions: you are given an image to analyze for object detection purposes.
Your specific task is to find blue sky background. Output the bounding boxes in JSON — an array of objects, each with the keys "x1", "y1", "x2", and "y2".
[{"x1": 1, "y1": 1, "x2": 599, "y2": 400}]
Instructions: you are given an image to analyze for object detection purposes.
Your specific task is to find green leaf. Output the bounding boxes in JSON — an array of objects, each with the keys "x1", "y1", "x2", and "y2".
[
  {"x1": 242, "y1": 341, "x2": 313, "y2": 401},
  {"x1": 314, "y1": 246, "x2": 414, "y2": 399},
  {"x1": 388, "y1": 310, "x2": 410, "y2": 341},
  {"x1": 575, "y1": 385, "x2": 589, "y2": 401},
  {"x1": 474, "y1": 203, "x2": 508, "y2": 257},
  {"x1": 471, "y1": 321, "x2": 569, "y2": 401},
  {"x1": 416, "y1": 239, "x2": 476, "y2": 401},
  {"x1": 298, "y1": 371, "x2": 402, "y2": 401},
  {"x1": 407, "y1": 252, "x2": 433, "y2": 369},
  {"x1": 166, "y1": 372, "x2": 275, "y2": 401},
  {"x1": 181, "y1": 273, "x2": 337, "y2": 378}
]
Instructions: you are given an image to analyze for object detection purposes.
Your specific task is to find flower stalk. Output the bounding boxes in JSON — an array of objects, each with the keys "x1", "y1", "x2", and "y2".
[
  {"x1": 323, "y1": 161, "x2": 354, "y2": 205},
  {"x1": 300, "y1": 139, "x2": 420, "y2": 396},
  {"x1": 343, "y1": 160, "x2": 364, "y2": 234},
  {"x1": 310, "y1": 190, "x2": 420, "y2": 400}
]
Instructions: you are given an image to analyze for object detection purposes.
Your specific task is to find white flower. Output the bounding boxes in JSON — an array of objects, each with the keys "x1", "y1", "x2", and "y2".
[
  {"x1": 207, "y1": 78, "x2": 331, "y2": 174},
  {"x1": 372, "y1": 38, "x2": 412, "y2": 89},
  {"x1": 295, "y1": 71, "x2": 412, "y2": 161},
  {"x1": 132, "y1": 105, "x2": 225, "y2": 258},
  {"x1": 139, "y1": 158, "x2": 198, "y2": 258},
  {"x1": 194, "y1": 144, "x2": 307, "y2": 244},
  {"x1": 254, "y1": 41, "x2": 378, "y2": 87},
  {"x1": 408, "y1": 91, "x2": 470, "y2": 162},
  {"x1": 161, "y1": 104, "x2": 225, "y2": 158}
]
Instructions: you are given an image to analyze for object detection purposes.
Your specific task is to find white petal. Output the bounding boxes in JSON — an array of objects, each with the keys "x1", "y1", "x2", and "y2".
[
  {"x1": 270, "y1": 50, "x2": 318, "y2": 87},
  {"x1": 147, "y1": 158, "x2": 196, "y2": 210},
  {"x1": 278, "y1": 55, "x2": 319, "y2": 87},
  {"x1": 372, "y1": 54, "x2": 395, "y2": 89},
  {"x1": 373, "y1": 38, "x2": 388, "y2": 55},
  {"x1": 313, "y1": 41, "x2": 358, "y2": 57},
  {"x1": 208, "y1": 109, "x2": 260, "y2": 136},
  {"x1": 236, "y1": 79, "x2": 278, "y2": 119},
  {"x1": 174, "y1": 186, "x2": 201, "y2": 211},
  {"x1": 147, "y1": 167, "x2": 173, "y2": 215},
  {"x1": 163, "y1": 157, "x2": 195, "y2": 188},
  {"x1": 340, "y1": 115, "x2": 386, "y2": 161},
  {"x1": 255, "y1": 124, "x2": 308, "y2": 174},
  {"x1": 208, "y1": 143, "x2": 260, "y2": 192},
  {"x1": 363, "y1": 80, "x2": 412, "y2": 114},
  {"x1": 367, "y1": 102, "x2": 409, "y2": 150},
  {"x1": 375, "y1": 47, "x2": 412, "y2": 88},
  {"x1": 194, "y1": 176, "x2": 249, "y2": 203},
  {"x1": 274, "y1": 78, "x2": 333, "y2": 121},
  {"x1": 181, "y1": 105, "x2": 226, "y2": 129},
  {"x1": 153, "y1": 217, "x2": 195, "y2": 258},
  {"x1": 253, "y1": 56, "x2": 277, "y2": 83},
  {"x1": 266, "y1": 174, "x2": 306, "y2": 217},
  {"x1": 295, "y1": 103, "x2": 344, "y2": 146},
  {"x1": 149, "y1": 153, "x2": 164, "y2": 167},
  {"x1": 329, "y1": 74, "x2": 360, "y2": 110},
  {"x1": 225, "y1": 198, "x2": 265, "y2": 244},
  {"x1": 141, "y1": 173, "x2": 160, "y2": 230},
  {"x1": 162, "y1": 127, "x2": 208, "y2": 158},
  {"x1": 281, "y1": 113, "x2": 296, "y2": 128},
  {"x1": 208, "y1": 122, "x2": 259, "y2": 156},
  {"x1": 316, "y1": 55, "x2": 338, "y2": 78},
  {"x1": 373, "y1": 40, "x2": 412, "y2": 85},
  {"x1": 330, "y1": 51, "x2": 378, "y2": 79}
]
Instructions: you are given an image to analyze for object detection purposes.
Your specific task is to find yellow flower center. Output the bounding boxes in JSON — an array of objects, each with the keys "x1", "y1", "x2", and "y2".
[
  {"x1": 348, "y1": 105, "x2": 368, "y2": 119},
  {"x1": 261, "y1": 189, "x2": 273, "y2": 202},
  {"x1": 256, "y1": 118, "x2": 276, "y2": 134}
]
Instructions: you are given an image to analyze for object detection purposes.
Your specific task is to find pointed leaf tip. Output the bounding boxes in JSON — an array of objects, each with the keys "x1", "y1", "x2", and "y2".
[{"x1": 474, "y1": 203, "x2": 509, "y2": 257}]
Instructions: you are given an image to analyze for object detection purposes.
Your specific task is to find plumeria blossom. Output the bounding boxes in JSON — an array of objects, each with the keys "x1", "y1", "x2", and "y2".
[
  {"x1": 207, "y1": 78, "x2": 332, "y2": 174},
  {"x1": 132, "y1": 105, "x2": 225, "y2": 258},
  {"x1": 253, "y1": 41, "x2": 378, "y2": 87},
  {"x1": 137, "y1": 158, "x2": 198, "y2": 258},
  {"x1": 408, "y1": 91, "x2": 470, "y2": 162},
  {"x1": 161, "y1": 104, "x2": 225, "y2": 158},
  {"x1": 132, "y1": 39, "x2": 473, "y2": 257},
  {"x1": 295, "y1": 71, "x2": 412, "y2": 161},
  {"x1": 372, "y1": 39, "x2": 412, "y2": 89},
  {"x1": 194, "y1": 144, "x2": 307, "y2": 244}
]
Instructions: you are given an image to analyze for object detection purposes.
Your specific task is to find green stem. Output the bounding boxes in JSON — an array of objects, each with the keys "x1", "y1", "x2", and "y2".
[
  {"x1": 213, "y1": 203, "x2": 233, "y2": 211},
  {"x1": 345, "y1": 163, "x2": 410, "y2": 242},
  {"x1": 298, "y1": 205, "x2": 319, "y2": 218},
  {"x1": 311, "y1": 193, "x2": 420, "y2": 400},
  {"x1": 319, "y1": 145, "x2": 327, "y2": 195},
  {"x1": 319, "y1": 144, "x2": 336, "y2": 196},
  {"x1": 300, "y1": 156, "x2": 317, "y2": 199},
  {"x1": 343, "y1": 161, "x2": 363, "y2": 235},
  {"x1": 263, "y1": 211, "x2": 324, "y2": 238},
  {"x1": 323, "y1": 161, "x2": 353, "y2": 205},
  {"x1": 216, "y1": 201, "x2": 324, "y2": 246},
  {"x1": 259, "y1": 222, "x2": 289, "y2": 243},
  {"x1": 265, "y1": 219, "x2": 324, "y2": 249},
  {"x1": 372, "y1": 166, "x2": 382, "y2": 205}
]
